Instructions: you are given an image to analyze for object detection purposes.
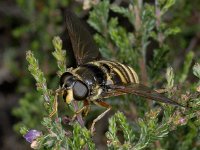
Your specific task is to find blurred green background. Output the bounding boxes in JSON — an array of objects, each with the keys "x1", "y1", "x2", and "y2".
[{"x1": 0, "y1": 0, "x2": 200, "y2": 149}]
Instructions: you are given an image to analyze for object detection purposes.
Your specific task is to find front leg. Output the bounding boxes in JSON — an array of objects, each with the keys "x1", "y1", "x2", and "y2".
[
  {"x1": 49, "y1": 95, "x2": 58, "y2": 118},
  {"x1": 90, "y1": 100, "x2": 112, "y2": 135},
  {"x1": 49, "y1": 89, "x2": 62, "y2": 117},
  {"x1": 82, "y1": 100, "x2": 90, "y2": 117},
  {"x1": 72, "y1": 99, "x2": 90, "y2": 121}
]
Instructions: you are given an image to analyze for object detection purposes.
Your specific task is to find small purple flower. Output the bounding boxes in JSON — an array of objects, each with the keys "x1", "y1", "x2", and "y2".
[
  {"x1": 24, "y1": 129, "x2": 42, "y2": 143},
  {"x1": 179, "y1": 118, "x2": 186, "y2": 124}
]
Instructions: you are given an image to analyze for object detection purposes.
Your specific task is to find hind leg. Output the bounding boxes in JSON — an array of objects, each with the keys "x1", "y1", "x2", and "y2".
[{"x1": 90, "y1": 100, "x2": 111, "y2": 135}]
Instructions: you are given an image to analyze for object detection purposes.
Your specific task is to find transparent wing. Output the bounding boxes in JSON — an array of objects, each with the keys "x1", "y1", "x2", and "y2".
[
  {"x1": 101, "y1": 83, "x2": 184, "y2": 107},
  {"x1": 65, "y1": 10, "x2": 101, "y2": 66}
]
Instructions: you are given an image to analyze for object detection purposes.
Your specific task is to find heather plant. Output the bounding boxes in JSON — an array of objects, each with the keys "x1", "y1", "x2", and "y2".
[{"x1": 13, "y1": 0, "x2": 200, "y2": 149}]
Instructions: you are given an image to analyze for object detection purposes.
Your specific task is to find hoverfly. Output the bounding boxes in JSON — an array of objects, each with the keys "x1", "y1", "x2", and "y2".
[{"x1": 50, "y1": 10, "x2": 183, "y2": 134}]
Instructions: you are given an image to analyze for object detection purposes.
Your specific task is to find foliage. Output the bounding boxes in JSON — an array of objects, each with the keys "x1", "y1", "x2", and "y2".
[
  {"x1": 10, "y1": 0, "x2": 70, "y2": 132},
  {"x1": 12, "y1": 0, "x2": 200, "y2": 149}
]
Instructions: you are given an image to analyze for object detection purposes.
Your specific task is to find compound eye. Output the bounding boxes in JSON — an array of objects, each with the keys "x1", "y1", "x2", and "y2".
[
  {"x1": 73, "y1": 81, "x2": 88, "y2": 100},
  {"x1": 60, "y1": 72, "x2": 75, "y2": 88}
]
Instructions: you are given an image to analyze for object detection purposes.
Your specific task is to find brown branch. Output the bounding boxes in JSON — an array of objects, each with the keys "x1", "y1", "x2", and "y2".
[
  {"x1": 155, "y1": 0, "x2": 165, "y2": 46},
  {"x1": 0, "y1": 2, "x2": 27, "y2": 19},
  {"x1": 185, "y1": 36, "x2": 198, "y2": 52},
  {"x1": 72, "y1": 101, "x2": 85, "y2": 127}
]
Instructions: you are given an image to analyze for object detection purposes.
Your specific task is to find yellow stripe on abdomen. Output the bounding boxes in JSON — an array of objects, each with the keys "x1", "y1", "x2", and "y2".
[
  {"x1": 98, "y1": 60, "x2": 138, "y2": 84},
  {"x1": 128, "y1": 66, "x2": 139, "y2": 83}
]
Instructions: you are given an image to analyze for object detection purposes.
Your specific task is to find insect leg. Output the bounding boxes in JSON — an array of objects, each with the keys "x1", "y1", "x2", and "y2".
[
  {"x1": 49, "y1": 92, "x2": 59, "y2": 118},
  {"x1": 90, "y1": 100, "x2": 112, "y2": 135},
  {"x1": 82, "y1": 100, "x2": 90, "y2": 117},
  {"x1": 72, "y1": 100, "x2": 90, "y2": 121},
  {"x1": 49, "y1": 88, "x2": 64, "y2": 118}
]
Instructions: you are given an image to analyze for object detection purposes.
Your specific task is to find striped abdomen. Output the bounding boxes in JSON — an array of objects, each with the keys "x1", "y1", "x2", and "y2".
[
  {"x1": 95, "y1": 60, "x2": 139, "y2": 85},
  {"x1": 73, "y1": 60, "x2": 139, "y2": 88}
]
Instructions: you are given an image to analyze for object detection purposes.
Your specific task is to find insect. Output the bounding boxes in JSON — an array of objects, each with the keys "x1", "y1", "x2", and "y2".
[{"x1": 50, "y1": 10, "x2": 183, "y2": 134}]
